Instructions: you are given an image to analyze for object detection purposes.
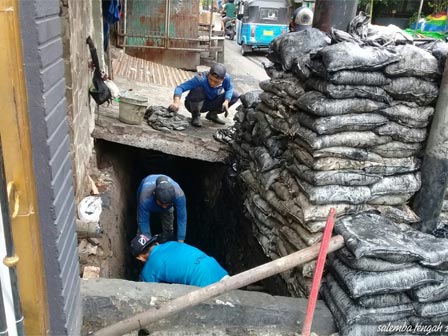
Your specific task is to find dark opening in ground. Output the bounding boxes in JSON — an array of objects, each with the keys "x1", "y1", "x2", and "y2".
[{"x1": 95, "y1": 140, "x2": 288, "y2": 296}]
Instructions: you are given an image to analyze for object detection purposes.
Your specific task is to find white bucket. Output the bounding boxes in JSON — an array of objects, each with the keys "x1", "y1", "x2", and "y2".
[{"x1": 118, "y1": 94, "x2": 148, "y2": 125}]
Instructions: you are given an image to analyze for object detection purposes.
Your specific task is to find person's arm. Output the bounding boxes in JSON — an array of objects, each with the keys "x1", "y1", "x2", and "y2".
[
  {"x1": 141, "y1": 269, "x2": 158, "y2": 283},
  {"x1": 175, "y1": 191, "x2": 187, "y2": 242},
  {"x1": 169, "y1": 77, "x2": 201, "y2": 112},
  {"x1": 137, "y1": 192, "x2": 152, "y2": 236},
  {"x1": 222, "y1": 76, "x2": 234, "y2": 113}
]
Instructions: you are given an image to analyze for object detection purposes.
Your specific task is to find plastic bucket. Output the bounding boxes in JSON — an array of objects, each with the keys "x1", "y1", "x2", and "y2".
[{"x1": 118, "y1": 94, "x2": 148, "y2": 125}]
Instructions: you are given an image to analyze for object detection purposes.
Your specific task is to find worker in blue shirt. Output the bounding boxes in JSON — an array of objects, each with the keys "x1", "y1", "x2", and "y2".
[
  {"x1": 130, "y1": 234, "x2": 229, "y2": 287},
  {"x1": 169, "y1": 63, "x2": 240, "y2": 127},
  {"x1": 137, "y1": 174, "x2": 187, "y2": 242}
]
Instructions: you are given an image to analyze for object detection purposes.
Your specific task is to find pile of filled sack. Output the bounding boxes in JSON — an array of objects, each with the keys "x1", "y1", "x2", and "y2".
[{"x1": 231, "y1": 12, "x2": 448, "y2": 299}]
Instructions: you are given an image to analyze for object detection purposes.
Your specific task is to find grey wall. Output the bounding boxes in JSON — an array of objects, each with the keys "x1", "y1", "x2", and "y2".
[{"x1": 19, "y1": 1, "x2": 82, "y2": 335}]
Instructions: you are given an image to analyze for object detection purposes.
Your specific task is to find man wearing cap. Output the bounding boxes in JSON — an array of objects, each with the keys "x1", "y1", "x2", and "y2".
[
  {"x1": 137, "y1": 174, "x2": 187, "y2": 242},
  {"x1": 169, "y1": 63, "x2": 240, "y2": 127},
  {"x1": 289, "y1": 6, "x2": 313, "y2": 32},
  {"x1": 130, "y1": 234, "x2": 229, "y2": 287}
]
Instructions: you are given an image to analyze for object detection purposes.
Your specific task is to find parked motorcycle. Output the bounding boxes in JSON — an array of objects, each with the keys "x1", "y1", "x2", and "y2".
[{"x1": 225, "y1": 18, "x2": 236, "y2": 40}]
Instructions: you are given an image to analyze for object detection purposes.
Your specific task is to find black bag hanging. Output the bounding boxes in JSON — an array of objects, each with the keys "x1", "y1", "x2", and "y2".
[{"x1": 86, "y1": 36, "x2": 112, "y2": 105}]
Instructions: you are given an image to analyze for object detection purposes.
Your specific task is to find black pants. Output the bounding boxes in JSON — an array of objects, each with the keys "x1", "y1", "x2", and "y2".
[{"x1": 185, "y1": 86, "x2": 240, "y2": 114}]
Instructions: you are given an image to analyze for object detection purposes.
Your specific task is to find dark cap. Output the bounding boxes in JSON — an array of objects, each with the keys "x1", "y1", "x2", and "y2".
[
  {"x1": 209, "y1": 63, "x2": 226, "y2": 79},
  {"x1": 154, "y1": 176, "x2": 175, "y2": 204},
  {"x1": 130, "y1": 234, "x2": 159, "y2": 257}
]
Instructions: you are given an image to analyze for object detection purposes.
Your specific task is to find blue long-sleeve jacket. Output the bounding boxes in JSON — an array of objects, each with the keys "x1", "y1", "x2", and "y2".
[
  {"x1": 137, "y1": 175, "x2": 187, "y2": 241},
  {"x1": 173, "y1": 71, "x2": 234, "y2": 102},
  {"x1": 141, "y1": 242, "x2": 228, "y2": 287}
]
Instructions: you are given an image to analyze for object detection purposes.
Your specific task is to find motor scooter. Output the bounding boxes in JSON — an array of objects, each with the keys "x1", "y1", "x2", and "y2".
[{"x1": 225, "y1": 18, "x2": 236, "y2": 40}]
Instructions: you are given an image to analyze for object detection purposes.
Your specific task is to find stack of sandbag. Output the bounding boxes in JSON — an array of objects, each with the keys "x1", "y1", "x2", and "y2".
[{"x1": 322, "y1": 212, "x2": 448, "y2": 336}]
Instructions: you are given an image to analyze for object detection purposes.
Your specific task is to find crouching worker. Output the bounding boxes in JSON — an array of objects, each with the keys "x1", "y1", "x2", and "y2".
[
  {"x1": 137, "y1": 174, "x2": 186, "y2": 243},
  {"x1": 169, "y1": 63, "x2": 240, "y2": 127},
  {"x1": 130, "y1": 234, "x2": 229, "y2": 287}
]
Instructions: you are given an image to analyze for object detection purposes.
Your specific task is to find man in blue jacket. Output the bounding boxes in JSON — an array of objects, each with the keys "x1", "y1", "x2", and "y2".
[
  {"x1": 137, "y1": 174, "x2": 186, "y2": 242},
  {"x1": 169, "y1": 63, "x2": 240, "y2": 127},
  {"x1": 130, "y1": 234, "x2": 229, "y2": 287}
]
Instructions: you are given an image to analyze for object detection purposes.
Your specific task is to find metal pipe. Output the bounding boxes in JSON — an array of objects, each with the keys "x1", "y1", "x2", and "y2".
[
  {"x1": 123, "y1": 0, "x2": 127, "y2": 53},
  {"x1": 209, "y1": 0, "x2": 214, "y2": 45},
  {"x1": 165, "y1": 0, "x2": 172, "y2": 49},
  {"x1": 413, "y1": 57, "x2": 448, "y2": 233},
  {"x1": 0, "y1": 139, "x2": 24, "y2": 335},
  {"x1": 414, "y1": 0, "x2": 424, "y2": 36},
  {"x1": 121, "y1": 44, "x2": 220, "y2": 52}
]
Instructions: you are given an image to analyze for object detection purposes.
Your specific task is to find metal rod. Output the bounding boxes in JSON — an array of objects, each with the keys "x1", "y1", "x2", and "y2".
[
  {"x1": 0, "y1": 138, "x2": 24, "y2": 335},
  {"x1": 414, "y1": 0, "x2": 424, "y2": 37},
  {"x1": 123, "y1": 0, "x2": 127, "y2": 53},
  {"x1": 93, "y1": 235, "x2": 345, "y2": 336},
  {"x1": 120, "y1": 44, "x2": 221, "y2": 52}
]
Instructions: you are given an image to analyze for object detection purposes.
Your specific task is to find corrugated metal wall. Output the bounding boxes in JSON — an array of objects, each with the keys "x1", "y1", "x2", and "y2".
[
  {"x1": 124, "y1": 0, "x2": 201, "y2": 69},
  {"x1": 19, "y1": 0, "x2": 82, "y2": 335}
]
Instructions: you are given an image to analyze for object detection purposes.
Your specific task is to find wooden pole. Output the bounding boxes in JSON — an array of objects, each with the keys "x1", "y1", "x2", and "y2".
[
  {"x1": 93, "y1": 235, "x2": 345, "y2": 336},
  {"x1": 301, "y1": 208, "x2": 336, "y2": 336}
]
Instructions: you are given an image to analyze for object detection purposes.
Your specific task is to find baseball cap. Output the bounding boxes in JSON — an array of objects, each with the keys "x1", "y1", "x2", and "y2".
[
  {"x1": 130, "y1": 234, "x2": 159, "y2": 257},
  {"x1": 154, "y1": 176, "x2": 175, "y2": 204},
  {"x1": 210, "y1": 63, "x2": 226, "y2": 79}
]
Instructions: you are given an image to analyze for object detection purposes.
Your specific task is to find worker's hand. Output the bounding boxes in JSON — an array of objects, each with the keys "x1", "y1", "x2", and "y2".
[
  {"x1": 168, "y1": 102, "x2": 179, "y2": 113},
  {"x1": 222, "y1": 101, "x2": 229, "y2": 118}
]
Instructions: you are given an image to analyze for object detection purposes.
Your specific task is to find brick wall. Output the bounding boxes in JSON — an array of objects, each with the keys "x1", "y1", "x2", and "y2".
[{"x1": 61, "y1": 0, "x2": 103, "y2": 201}]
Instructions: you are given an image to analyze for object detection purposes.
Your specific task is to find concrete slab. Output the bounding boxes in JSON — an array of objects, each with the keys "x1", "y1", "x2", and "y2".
[{"x1": 81, "y1": 278, "x2": 337, "y2": 336}]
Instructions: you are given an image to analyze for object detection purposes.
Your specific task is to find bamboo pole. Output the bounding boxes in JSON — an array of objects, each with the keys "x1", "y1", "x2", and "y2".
[{"x1": 93, "y1": 235, "x2": 345, "y2": 336}]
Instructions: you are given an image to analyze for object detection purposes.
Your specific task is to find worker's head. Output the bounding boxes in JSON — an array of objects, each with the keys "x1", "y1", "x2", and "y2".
[
  {"x1": 291, "y1": 6, "x2": 313, "y2": 32},
  {"x1": 208, "y1": 63, "x2": 226, "y2": 88},
  {"x1": 130, "y1": 234, "x2": 160, "y2": 262},
  {"x1": 154, "y1": 176, "x2": 175, "y2": 208}
]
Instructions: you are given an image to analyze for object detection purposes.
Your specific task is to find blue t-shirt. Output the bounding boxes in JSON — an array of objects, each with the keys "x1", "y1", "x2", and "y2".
[
  {"x1": 141, "y1": 242, "x2": 228, "y2": 287},
  {"x1": 137, "y1": 174, "x2": 187, "y2": 241},
  {"x1": 173, "y1": 72, "x2": 234, "y2": 102}
]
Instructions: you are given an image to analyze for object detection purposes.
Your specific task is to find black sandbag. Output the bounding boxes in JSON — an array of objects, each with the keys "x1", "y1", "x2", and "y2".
[
  {"x1": 306, "y1": 78, "x2": 393, "y2": 104},
  {"x1": 368, "y1": 193, "x2": 414, "y2": 206},
  {"x1": 384, "y1": 77, "x2": 439, "y2": 106},
  {"x1": 418, "y1": 39, "x2": 448, "y2": 73},
  {"x1": 330, "y1": 257, "x2": 442, "y2": 298},
  {"x1": 357, "y1": 292, "x2": 412, "y2": 309},
  {"x1": 294, "y1": 155, "x2": 420, "y2": 176},
  {"x1": 294, "y1": 177, "x2": 371, "y2": 205},
  {"x1": 336, "y1": 213, "x2": 448, "y2": 268},
  {"x1": 411, "y1": 273, "x2": 448, "y2": 303},
  {"x1": 374, "y1": 205, "x2": 420, "y2": 225},
  {"x1": 378, "y1": 103, "x2": 434, "y2": 128},
  {"x1": 295, "y1": 124, "x2": 392, "y2": 150},
  {"x1": 259, "y1": 91, "x2": 282, "y2": 110},
  {"x1": 259, "y1": 79, "x2": 287, "y2": 98},
  {"x1": 321, "y1": 283, "x2": 395, "y2": 336},
  {"x1": 259, "y1": 78, "x2": 305, "y2": 99},
  {"x1": 385, "y1": 44, "x2": 441, "y2": 79},
  {"x1": 414, "y1": 299, "x2": 448, "y2": 318},
  {"x1": 372, "y1": 141, "x2": 423, "y2": 158},
  {"x1": 369, "y1": 173, "x2": 421, "y2": 197},
  {"x1": 250, "y1": 146, "x2": 280, "y2": 172},
  {"x1": 288, "y1": 163, "x2": 381, "y2": 186},
  {"x1": 312, "y1": 146, "x2": 384, "y2": 161},
  {"x1": 374, "y1": 122, "x2": 428, "y2": 143},
  {"x1": 240, "y1": 90, "x2": 262, "y2": 108},
  {"x1": 267, "y1": 28, "x2": 330, "y2": 71},
  {"x1": 325, "y1": 273, "x2": 414, "y2": 324},
  {"x1": 336, "y1": 247, "x2": 414, "y2": 272},
  {"x1": 314, "y1": 41, "x2": 400, "y2": 72},
  {"x1": 296, "y1": 110, "x2": 388, "y2": 135},
  {"x1": 296, "y1": 91, "x2": 386, "y2": 116},
  {"x1": 335, "y1": 213, "x2": 424, "y2": 262},
  {"x1": 405, "y1": 230, "x2": 448, "y2": 269},
  {"x1": 310, "y1": 60, "x2": 390, "y2": 86}
]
